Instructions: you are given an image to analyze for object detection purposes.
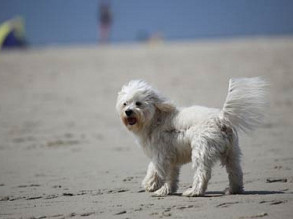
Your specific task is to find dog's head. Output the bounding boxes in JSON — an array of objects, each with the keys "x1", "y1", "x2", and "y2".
[{"x1": 116, "y1": 80, "x2": 175, "y2": 133}]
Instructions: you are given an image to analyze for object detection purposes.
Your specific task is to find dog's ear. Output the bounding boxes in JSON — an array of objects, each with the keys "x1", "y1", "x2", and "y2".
[
  {"x1": 155, "y1": 101, "x2": 176, "y2": 113},
  {"x1": 116, "y1": 91, "x2": 126, "y2": 112}
]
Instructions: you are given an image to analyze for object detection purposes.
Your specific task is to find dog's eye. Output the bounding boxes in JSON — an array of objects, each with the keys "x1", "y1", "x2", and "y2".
[
  {"x1": 123, "y1": 102, "x2": 127, "y2": 106},
  {"x1": 135, "y1": 101, "x2": 142, "y2": 107}
]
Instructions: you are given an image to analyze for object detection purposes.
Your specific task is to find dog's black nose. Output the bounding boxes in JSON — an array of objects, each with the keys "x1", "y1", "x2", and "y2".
[{"x1": 125, "y1": 109, "x2": 133, "y2": 116}]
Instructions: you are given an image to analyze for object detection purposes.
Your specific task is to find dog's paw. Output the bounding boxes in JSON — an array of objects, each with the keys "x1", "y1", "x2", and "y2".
[
  {"x1": 224, "y1": 187, "x2": 244, "y2": 195},
  {"x1": 144, "y1": 181, "x2": 160, "y2": 192},
  {"x1": 152, "y1": 184, "x2": 170, "y2": 197},
  {"x1": 182, "y1": 187, "x2": 204, "y2": 197},
  {"x1": 143, "y1": 176, "x2": 163, "y2": 192}
]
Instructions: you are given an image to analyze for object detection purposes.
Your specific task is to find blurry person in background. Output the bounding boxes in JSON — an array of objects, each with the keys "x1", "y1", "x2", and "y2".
[{"x1": 98, "y1": 0, "x2": 112, "y2": 44}]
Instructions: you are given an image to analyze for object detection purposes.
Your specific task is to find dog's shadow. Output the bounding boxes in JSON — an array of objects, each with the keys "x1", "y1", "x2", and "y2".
[
  {"x1": 171, "y1": 190, "x2": 284, "y2": 197},
  {"x1": 242, "y1": 190, "x2": 285, "y2": 195}
]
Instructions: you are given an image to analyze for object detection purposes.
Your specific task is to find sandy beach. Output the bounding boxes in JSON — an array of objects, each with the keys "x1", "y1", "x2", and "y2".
[{"x1": 0, "y1": 37, "x2": 293, "y2": 218}]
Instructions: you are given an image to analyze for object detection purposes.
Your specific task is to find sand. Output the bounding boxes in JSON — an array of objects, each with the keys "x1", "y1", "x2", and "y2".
[{"x1": 0, "y1": 37, "x2": 292, "y2": 219}]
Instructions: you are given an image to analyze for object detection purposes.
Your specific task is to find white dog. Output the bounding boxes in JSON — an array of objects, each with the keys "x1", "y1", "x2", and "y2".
[{"x1": 116, "y1": 78, "x2": 267, "y2": 197}]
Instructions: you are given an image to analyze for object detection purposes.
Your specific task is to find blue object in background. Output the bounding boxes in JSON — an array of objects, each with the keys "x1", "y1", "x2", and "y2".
[{"x1": 0, "y1": 0, "x2": 293, "y2": 46}]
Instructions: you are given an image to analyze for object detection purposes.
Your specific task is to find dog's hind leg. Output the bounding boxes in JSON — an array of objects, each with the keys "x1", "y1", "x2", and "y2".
[
  {"x1": 183, "y1": 136, "x2": 218, "y2": 197},
  {"x1": 182, "y1": 159, "x2": 212, "y2": 196},
  {"x1": 153, "y1": 164, "x2": 180, "y2": 196},
  {"x1": 223, "y1": 141, "x2": 244, "y2": 194},
  {"x1": 168, "y1": 165, "x2": 180, "y2": 193},
  {"x1": 142, "y1": 162, "x2": 163, "y2": 192}
]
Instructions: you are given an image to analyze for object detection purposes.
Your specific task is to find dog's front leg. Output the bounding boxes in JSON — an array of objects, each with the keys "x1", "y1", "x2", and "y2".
[
  {"x1": 142, "y1": 162, "x2": 163, "y2": 192},
  {"x1": 153, "y1": 164, "x2": 180, "y2": 197}
]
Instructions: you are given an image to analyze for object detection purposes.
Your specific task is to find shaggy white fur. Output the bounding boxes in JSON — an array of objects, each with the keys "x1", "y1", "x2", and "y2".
[{"x1": 116, "y1": 78, "x2": 267, "y2": 197}]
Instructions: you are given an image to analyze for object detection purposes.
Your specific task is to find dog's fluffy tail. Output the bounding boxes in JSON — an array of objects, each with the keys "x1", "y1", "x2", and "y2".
[{"x1": 222, "y1": 77, "x2": 268, "y2": 133}]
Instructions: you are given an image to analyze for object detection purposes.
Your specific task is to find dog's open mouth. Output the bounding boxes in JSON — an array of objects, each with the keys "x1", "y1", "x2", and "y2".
[{"x1": 127, "y1": 117, "x2": 137, "y2": 125}]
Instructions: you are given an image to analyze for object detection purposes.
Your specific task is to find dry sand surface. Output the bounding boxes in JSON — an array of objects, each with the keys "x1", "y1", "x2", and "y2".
[{"x1": 0, "y1": 37, "x2": 293, "y2": 219}]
